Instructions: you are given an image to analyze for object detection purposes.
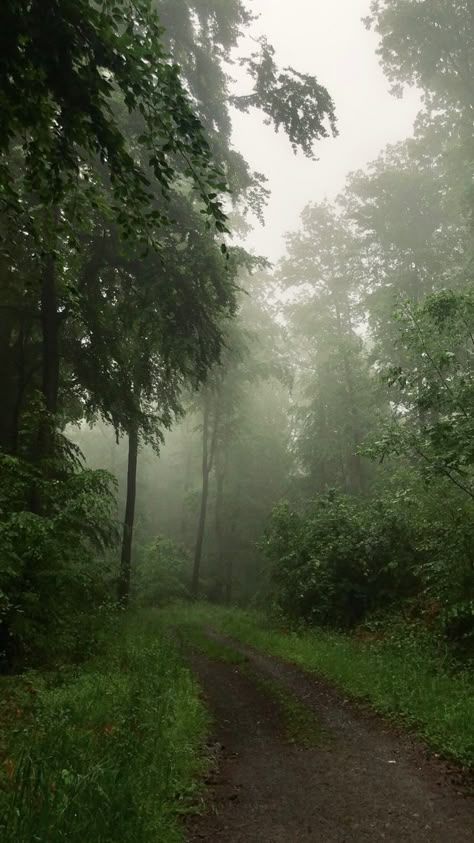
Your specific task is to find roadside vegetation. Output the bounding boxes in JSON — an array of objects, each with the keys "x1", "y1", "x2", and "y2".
[
  {"x1": 0, "y1": 612, "x2": 207, "y2": 843},
  {"x1": 167, "y1": 603, "x2": 474, "y2": 768}
]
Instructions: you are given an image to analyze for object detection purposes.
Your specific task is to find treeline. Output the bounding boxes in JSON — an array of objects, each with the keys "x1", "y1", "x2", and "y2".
[
  {"x1": 0, "y1": 0, "x2": 335, "y2": 668},
  {"x1": 76, "y1": 279, "x2": 292, "y2": 606},
  {"x1": 100, "y1": 0, "x2": 474, "y2": 656},
  {"x1": 263, "y1": 0, "x2": 474, "y2": 652},
  {"x1": 3, "y1": 0, "x2": 473, "y2": 668}
]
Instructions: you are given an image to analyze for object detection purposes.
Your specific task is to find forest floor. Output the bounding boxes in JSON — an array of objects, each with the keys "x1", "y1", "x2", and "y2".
[{"x1": 182, "y1": 627, "x2": 474, "y2": 843}]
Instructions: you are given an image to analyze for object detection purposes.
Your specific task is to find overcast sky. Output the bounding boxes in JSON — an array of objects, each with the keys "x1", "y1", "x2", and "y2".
[{"x1": 231, "y1": 0, "x2": 421, "y2": 262}]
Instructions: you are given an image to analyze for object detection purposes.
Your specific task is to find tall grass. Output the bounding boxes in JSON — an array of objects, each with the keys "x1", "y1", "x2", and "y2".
[
  {"x1": 0, "y1": 612, "x2": 207, "y2": 842},
  {"x1": 165, "y1": 603, "x2": 474, "y2": 768}
]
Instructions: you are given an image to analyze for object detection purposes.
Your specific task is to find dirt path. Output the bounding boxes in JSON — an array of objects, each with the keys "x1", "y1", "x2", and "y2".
[{"x1": 185, "y1": 630, "x2": 474, "y2": 843}]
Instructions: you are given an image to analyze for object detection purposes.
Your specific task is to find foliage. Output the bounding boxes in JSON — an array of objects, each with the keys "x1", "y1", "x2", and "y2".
[
  {"x1": 0, "y1": 0, "x2": 338, "y2": 647},
  {"x1": 134, "y1": 537, "x2": 192, "y2": 606},
  {"x1": 0, "y1": 0, "x2": 229, "y2": 244},
  {"x1": 260, "y1": 494, "x2": 422, "y2": 628},
  {"x1": 233, "y1": 37, "x2": 337, "y2": 156},
  {"x1": 0, "y1": 611, "x2": 208, "y2": 842},
  {"x1": 279, "y1": 202, "x2": 379, "y2": 494},
  {"x1": 0, "y1": 450, "x2": 118, "y2": 668},
  {"x1": 260, "y1": 2, "x2": 474, "y2": 657},
  {"x1": 157, "y1": 0, "x2": 337, "y2": 217},
  {"x1": 365, "y1": 0, "x2": 474, "y2": 113},
  {"x1": 373, "y1": 291, "x2": 474, "y2": 496}
]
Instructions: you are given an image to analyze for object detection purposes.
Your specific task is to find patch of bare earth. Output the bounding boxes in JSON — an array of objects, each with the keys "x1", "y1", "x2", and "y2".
[{"x1": 185, "y1": 631, "x2": 474, "y2": 842}]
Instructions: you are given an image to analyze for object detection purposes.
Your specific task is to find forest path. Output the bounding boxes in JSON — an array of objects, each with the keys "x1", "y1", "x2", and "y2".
[{"x1": 185, "y1": 629, "x2": 474, "y2": 843}]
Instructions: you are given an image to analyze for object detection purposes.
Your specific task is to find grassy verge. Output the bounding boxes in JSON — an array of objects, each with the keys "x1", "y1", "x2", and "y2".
[
  {"x1": 177, "y1": 622, "x2": 321, "y2": 746},
  {"x1": 164, "y1": 603, "x2": 474, "y2": 768},
  {"x1": 0, "y1": 611, "x2": 208, "y2": 843}
]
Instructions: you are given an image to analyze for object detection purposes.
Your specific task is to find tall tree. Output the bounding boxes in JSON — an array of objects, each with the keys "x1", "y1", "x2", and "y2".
[
  {"x1": 279, "y1": 203, "x2": 377, "y2": 494},
  {"x1": 366, "y1": 0, "x2": 474, "y2": 113},
  {"x1": 0, "y1": 0, "x2": 239, "y2": 651}
]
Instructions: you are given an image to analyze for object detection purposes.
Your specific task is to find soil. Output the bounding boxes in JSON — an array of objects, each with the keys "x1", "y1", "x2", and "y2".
[{"x1": 185, "y1": 630, "x2": 474, "y2": 843}]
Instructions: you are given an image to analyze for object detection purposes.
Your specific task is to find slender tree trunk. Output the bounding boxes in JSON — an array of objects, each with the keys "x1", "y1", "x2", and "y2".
[
  {"x1": 40, "y1": 253, "x2": 60, "y2": 416},
  {"x1": 0, "y1": 308, "x2": 33, "y2": 454},
  {"x1": 11, "y1": 319, "x2": 29, "y2": 455},
  {"x1": 192, "y1": 397, "x2": 218, "y2": 599},
  {"x1": 225, "y1": 541, "x2": 233, "y2": 605},
  {"x1": 225, "y1": 483, "x2": 241, "y2": 606},
  {"x1": 181, "y1": 418, "x2": 193, "y2": 542},
  {"x1": 30, "y1": 252, "x2": 60, "y2": 513},
  {"x1": 215, "y1": 454, "x2": 225, "y2": 599},
  {"x1": 118, "y1": 424, "x2": 139, "y2": 606},
  {"x1": 317, "y1": 369, "x2": 329, "y2": 490},
  {"x1": 192, "y1": 403, "x2": 210, "y2": 600},
  {"x1": 334, "y1": 298, "x2": 366, "y2": 493}
]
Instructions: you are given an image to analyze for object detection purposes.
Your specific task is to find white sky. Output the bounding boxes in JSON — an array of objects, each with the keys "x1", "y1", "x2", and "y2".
[{"x1": 231, "y1": 0, "x2": 421, "y2": 262}]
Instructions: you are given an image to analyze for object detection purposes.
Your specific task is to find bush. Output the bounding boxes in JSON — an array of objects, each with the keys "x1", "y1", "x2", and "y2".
[
  {"x1": 0, "y1": 452, "x2": 118, "y2": 669},
  {"x1": 261, "y1": 492, "x2": 422, "y2": 628},
  {"x1": 134, "y1": 536, "x2": 192, "y2": 606}
]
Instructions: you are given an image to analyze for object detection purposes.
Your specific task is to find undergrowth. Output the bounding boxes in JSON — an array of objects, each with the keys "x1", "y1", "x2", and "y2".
[
  {"x1": 0, "y1": 611, "x2": 208, "y2": 842},
  {"x1": 164, "y1": 603, "x2": 474, "y2": 768}
]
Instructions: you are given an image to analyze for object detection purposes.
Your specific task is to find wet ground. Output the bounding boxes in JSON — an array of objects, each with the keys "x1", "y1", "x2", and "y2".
[{"x1": 186, "y1": 630, "x2": 474, "y2": 842}]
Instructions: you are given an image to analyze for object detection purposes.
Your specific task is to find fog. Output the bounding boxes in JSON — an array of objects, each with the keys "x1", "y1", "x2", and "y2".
[
  {"x1": 2, "y1": 0, "x2": 473, "y2": 646},
  {"x1": 232, "y1": 0, "x2": 421, "y2": 261},
  {"x1": 3, "y1": 4, "x2": 474, "y2": 832},
  {"x1": 71, "y1": 0, "x2": 472, "y2": 612}
]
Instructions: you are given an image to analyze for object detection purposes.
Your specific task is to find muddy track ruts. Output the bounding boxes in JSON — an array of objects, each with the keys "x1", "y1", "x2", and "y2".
[{"x1": 185, "y1": 629, "x2": 474, "y2": 842}]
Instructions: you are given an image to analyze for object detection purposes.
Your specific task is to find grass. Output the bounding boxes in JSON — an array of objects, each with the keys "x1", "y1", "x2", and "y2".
[
  {"x1": 0, "y1": 611, "x2": 208, "y2": 843},
  {"x1": 249, "y1": 671, "x2": 323, "y2": 747},
  {"x1": 177, "y1": 621, "x2": 321, "y2": 746},
  {"x1": 163, "y1": 603, "x2": 474, "y2": 768},
  {"x1": 177, "y1": 623, "x2": 248, "y2": 665}
]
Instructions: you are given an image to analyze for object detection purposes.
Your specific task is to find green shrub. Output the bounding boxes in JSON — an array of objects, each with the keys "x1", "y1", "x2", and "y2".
[
  {"x1": 260, "y1": 492, "x2": 422, "y2": 628},
  {"x1": 134, "y1": 536, "x2": 192, "y2": 606},
  {"x1": 0, "y1": 451, "x2": 118, "y2": 668}
]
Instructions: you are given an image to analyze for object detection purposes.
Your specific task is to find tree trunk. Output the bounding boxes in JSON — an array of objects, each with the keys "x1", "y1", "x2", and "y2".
[
  {"x1": 180, "y1": 418, "x2": 193, "y2": 542},
  {"x1": 192, "y1": 403, "x2": 210, "y2": 600},
  {"x1": 317, "y1": 371, "x2": 329, "y2": 490},
  {"x1": 41, "y1": 252, "x2": 60, "y2": 415},
  {"x1": 225, "y1": 483, "x2": 241, "y2": 606},
  {"x1": 118, "y1": 425, "x2": 139, "y2": 606},
  {"x1": 334, "y1": 298, "x2": 366, "y2": 493},
  {"x1": 11, "y1": 319, "x2": 30, "y2": 455},
  {"x1": 30, "y1": 253, "x2": 60, "y2": 513},
  {"x1": 215, "y1": 455, "x2": 225, "y2": 598},
  {"x1": 224, "y1": 542, "x2": 233, "y2": 605},
  {"x1": 192, "y1": 397, "x2": 218, "y2": 599}
]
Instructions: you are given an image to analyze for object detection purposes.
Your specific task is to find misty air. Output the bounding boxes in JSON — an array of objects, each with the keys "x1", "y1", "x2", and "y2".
[{"x1": 1, "y1": 1, "x2": 473, "y2": 840}]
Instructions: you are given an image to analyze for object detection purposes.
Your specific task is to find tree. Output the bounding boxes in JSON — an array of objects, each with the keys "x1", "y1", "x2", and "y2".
[
  {"x1": 365, "y1": 0, "x2": 474, "y2": 225},
  {"x1": 0, "y1": 0, "x2": 339, "y2": 651},
  {"x1": 157, "y1": 0, "x2": 337, "y2": 219},
  {"x1": 191, "y1": 383, "x2": 219, "y2": 599},
  {"x1": 0, "y1": 0, "x2": 240, "y2": 654},
  {"x1": 365, "y1": 0, "x2": 474, "y2": 113},
  {"x1": 279, "y1": 203, "x2": 378, "y2": 494},
  {"x1": 0, "y1": 0, "x2": 229, "y2": 239},
  {"x1": 0, "y1": 0, "x2": 233, "y2": 459},
  {"x1": 372, "y1": 291, "x2": 474, "y2": 500},
  {"x1": 190, "y1": 276, "x2": 290, "y2": 600},
  {"x1": 67, "y1": 197, "x2": 240, "y2": 604}
]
